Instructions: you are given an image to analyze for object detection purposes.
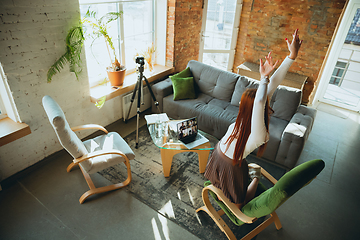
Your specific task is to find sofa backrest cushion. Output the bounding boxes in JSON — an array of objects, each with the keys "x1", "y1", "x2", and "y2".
[
  {"x1": 270, "y1": 86, "x2": 302, "y2": 121},
  {"x1": 230, "y1": 76, "x2": 260, "y2": 106},
  {"x1": 187, "y1": 60, "x2": 239, "y2": 102},
  {"x1": 231, "y1": 77, "x2": 302, "y2": 121}
]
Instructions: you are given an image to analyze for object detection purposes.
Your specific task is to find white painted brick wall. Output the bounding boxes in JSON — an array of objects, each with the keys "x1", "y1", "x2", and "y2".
[{"x1": 0, "y1": 0, "x2": 123, "y2": 180}]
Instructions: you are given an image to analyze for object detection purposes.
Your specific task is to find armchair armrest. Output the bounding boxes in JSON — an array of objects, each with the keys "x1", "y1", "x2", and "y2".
[
  {"x1": 248, "y1": 163, "x2": 278, "y2": 184},
  {"x1": 151, "y1": 78, "x2": 173, "y2": 112},
  {"x1": 71, "y1": 124, "x2": 108, "y2": 134},
  {"x1": 73, "y1": 149, "x2": 128, "y2": 164},
  {"x1": 206, "y1": 184, "x2": 257, "y2": 224},
  {"x1": 275, "y1": 105, "x2": 317, "y2": 169}
]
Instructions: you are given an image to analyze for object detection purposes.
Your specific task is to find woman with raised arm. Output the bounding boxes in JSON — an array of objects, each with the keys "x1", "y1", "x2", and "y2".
[{"x1": 204, "y1": 29, "x2": 303, "y2": 209}]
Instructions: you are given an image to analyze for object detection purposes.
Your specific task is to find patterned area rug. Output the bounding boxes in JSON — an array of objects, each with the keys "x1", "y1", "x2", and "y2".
[{"x1": 99, "y1": 125, "x2": 287, "y2": 239}]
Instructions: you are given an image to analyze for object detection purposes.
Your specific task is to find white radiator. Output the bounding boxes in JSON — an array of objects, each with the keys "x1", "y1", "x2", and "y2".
[{"x1": 122, "y1": 86, "x2": 151, "y2": 121}]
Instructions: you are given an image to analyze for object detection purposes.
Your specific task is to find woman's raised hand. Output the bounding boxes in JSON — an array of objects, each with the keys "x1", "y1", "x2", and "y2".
[
  {"x1": 286, "y1": 29, "x2": 303, "y2": 60},
  {"x1": 259, "y1": 52, "x2": 278, "y2": 79}
]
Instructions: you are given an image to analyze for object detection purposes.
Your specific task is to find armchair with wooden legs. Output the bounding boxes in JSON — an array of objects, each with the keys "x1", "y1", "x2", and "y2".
[
  {"x1": 196, "y1": 159, "x2": 325, "y2": 240},
  {"x1": 42, "y1": 95, "x2": 135, "y2": 204}
]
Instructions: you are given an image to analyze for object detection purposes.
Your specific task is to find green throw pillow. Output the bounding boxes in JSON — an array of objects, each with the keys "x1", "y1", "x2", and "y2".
[
  {"x1": 170, "y1": 67, "x2": 192, "y2": 79},
  {"x1": 170, "y1": 77, "x2": 196, "y2": 100}
]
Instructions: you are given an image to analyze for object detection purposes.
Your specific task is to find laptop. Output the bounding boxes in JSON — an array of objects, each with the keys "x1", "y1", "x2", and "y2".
[
  {"x1": 177, "y1": 117, "x2": 198, "y2": 144},
  {"x1": 177, "y1": 117, "x2": 209, "y2": 149}
]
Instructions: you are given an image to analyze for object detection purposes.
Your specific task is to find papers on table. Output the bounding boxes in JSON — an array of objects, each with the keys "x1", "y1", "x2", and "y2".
[{"x1": 144, "y1": 113, "x2": 170, "y2": 125}]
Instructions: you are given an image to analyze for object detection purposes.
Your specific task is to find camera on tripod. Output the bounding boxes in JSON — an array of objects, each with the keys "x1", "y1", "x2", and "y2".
[
  {"x1": 127, "y1": 57, "x2": 160, "y2": 148},
  {"x1": 135, "y1": 56, "x2": 145, "y2": 66}
]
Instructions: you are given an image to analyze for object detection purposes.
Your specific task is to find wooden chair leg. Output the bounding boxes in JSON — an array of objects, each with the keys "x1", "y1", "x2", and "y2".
[
  {"x1": 160, "y1": 148, "x2": 175, "y2": 177},
  {"x1": 67, "y1": 162, "x2": 78, "y2": 172},
  {"x1": 197, "y1": 186, "x2": 283, "y2": 240},
  {"x1": 196, "y1": 188, "x2": 237, "y2": 240},
  {"x1": 271, "y1": 212, "x2": 282, "y2": 230},
  {"x1": 78, "y1": 158, "x2": 132, "y2": 204},
  {"x1": 241, "y1": 211, "x2": 282, "y2": 240}
]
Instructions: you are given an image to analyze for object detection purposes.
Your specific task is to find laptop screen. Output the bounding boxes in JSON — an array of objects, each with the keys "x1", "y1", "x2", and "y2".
[{"x1": 177, "y1": 117, "x2": 198, "y2": 140}]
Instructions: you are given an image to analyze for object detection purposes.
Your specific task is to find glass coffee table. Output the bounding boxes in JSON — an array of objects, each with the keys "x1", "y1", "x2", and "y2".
[{"x1": 147, "y1": 121, "x2": 219, "y2": 177}]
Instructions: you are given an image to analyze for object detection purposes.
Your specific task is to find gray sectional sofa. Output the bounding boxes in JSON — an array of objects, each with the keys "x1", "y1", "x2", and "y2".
[{"x1": 151, "y1": 60, "x2": 316, "y2": 169}]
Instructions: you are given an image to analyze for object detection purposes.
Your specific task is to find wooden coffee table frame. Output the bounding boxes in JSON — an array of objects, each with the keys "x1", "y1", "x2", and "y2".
[
  {"x1": 160, "y1": 141, "x2": 212, "y2": 177},
  {"x1": 147, "y1": 122, "x2": 217, "y2": 177}
]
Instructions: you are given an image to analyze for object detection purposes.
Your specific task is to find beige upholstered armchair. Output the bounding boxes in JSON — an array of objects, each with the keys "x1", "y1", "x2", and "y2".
[{"x1": 42, "y1": 95, "x2": 135, "y2": 204}]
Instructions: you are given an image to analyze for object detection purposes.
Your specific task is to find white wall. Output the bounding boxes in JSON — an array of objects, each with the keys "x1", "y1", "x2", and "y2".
[{"x1": 0, "y1": 0, "x2": 123, "y2": 180}]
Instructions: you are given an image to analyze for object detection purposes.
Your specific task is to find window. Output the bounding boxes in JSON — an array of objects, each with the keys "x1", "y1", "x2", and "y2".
[
  {"x1": 0, "y1": 62, "x2": 21, "y2": 122},
  {"x1": 329, "y1": 61, "x2": 348, "y2": 86},
  {"x1": 79, "y1": 0, "x2": 164, "y2": 87},
  {"x1": 0, "y1": 93, "x2": 6, "y2": 120}
]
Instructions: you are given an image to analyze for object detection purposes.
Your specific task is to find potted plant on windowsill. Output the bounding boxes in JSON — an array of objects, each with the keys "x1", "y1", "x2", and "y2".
[
  {"x1": 84, "y1": 9, "x2": 126, "y2": 86},
  {"x1": 47, "y1": 8, "x2": 125, "y2": 87}
]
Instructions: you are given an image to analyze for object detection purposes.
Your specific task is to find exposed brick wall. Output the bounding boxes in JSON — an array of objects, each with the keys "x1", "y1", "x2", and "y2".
[
  {"x1": 233, "y1": 0, "x2": 347, "y2": 104},
  {"x1": 166, "y1": 0, "x2": 346, "y2": 103},
  {"x1": 166, "y1": 0, "x2": 175, "y2": 67},
  {"x1": 170, "y1": 0, "x2": 203, "y2": 72}
]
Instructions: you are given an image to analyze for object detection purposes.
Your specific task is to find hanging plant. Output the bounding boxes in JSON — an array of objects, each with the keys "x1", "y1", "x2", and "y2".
[{"x1": 47, "y1": 25, "x2": 85, "y2": 82}]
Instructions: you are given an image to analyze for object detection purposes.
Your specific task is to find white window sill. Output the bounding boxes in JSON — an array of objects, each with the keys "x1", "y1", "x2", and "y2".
[
  {"x1": 90, "y1": 64, "x2": 174, "y2": 103},
  {"x1": 0, "y1": 117, "x2": 31, "y2": 146}
]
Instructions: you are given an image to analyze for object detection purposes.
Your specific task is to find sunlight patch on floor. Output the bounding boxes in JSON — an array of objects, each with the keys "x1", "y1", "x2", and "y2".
[
  {"x1": 195, "y1": 211, "x2": 202, "y2": 225},
  {"x1": 159, "y1": 200, "x2": 175, "y2": 219},
  {"x1": 151, "y1": 217, "x2": 162, "y2": 240},
  {"x1": 187, "y1": 187, "x2": 195, "y2": 206},
  {"x1": 316, "y1": 102, "x2": 351, "y2": 119},
  {"x1": 158, "y1": 213, "x2": 171, "y2": 240}
]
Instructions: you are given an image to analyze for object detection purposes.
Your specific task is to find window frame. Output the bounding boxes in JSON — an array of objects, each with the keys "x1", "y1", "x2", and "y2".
[
  {"x1": 0, "y1": 62, "x2": 21, "y2": 122},
  {"x1": 79, "y1": 0, "x2": 159, "y2": 87},
  {"x1": 329, "y1": 60, "x2": 348, "y2": 86}
]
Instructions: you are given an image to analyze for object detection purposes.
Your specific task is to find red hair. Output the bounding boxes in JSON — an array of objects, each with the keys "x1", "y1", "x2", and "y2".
[{"x1": 225, "y1": 88, "x2": 272, "y2": 166}]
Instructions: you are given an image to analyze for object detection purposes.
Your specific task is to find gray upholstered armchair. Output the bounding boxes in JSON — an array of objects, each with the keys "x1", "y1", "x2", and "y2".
[{"x1": 42, "y1": 95, "x2": 135, "y2": 204}]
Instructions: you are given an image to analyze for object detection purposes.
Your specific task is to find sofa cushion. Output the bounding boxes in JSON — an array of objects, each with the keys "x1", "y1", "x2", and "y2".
[
  {"x1": 170, "y1": 67, "x2": 193, "y2": 79},
  {"x1": 270, "y1": 86, "x2": 302, "y2": 121},
  {"x1": 253, "y1": 117, "x2": 289, "y2": 161},
  {"x1": 231, "y1": 77, "x2": 301, "y2": 122},
  {"x1": 230, "y1": 76, "x2": 260, "y2": 106},
  {"x1": 82, "y1": 132, "x2": 135, "y2": 174},
  {"x1": 163, "y1": 93, "x2": 238, "y2": 139},
  {"x1": 170, "y1": 76, "x2": 196, "y2": 100},
  {"x1": 187, "y1": 60, "x2": 239, "y2": 102}
]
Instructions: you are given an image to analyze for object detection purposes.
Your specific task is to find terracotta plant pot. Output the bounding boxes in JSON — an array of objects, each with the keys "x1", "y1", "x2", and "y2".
[{"x1": 107, "y1": 68, "x2": 126, "y2": 87}]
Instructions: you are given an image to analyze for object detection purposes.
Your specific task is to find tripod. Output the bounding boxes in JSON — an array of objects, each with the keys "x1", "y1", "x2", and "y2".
[{"x1": 125, "y1": 57, "x2": 161, "y2": 149}]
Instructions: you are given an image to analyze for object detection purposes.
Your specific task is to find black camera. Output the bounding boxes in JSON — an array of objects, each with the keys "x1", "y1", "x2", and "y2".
[{"x1": 135, "y1": 56, "x2": 145, "y2": 66}]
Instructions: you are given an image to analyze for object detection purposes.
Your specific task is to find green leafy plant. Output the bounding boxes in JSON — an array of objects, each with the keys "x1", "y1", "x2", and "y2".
[
  {"x1": 95, "y1": 77, "x2": 109, "y2": 109},
  {"x1": 47, "y1": 8, "x2": 124, "y2": 82},
  {"x1": 95, "y1": 96, "x2": 107, "y2": 109},
  {"x1": 47, "y1": 25, "x2": 85, "y2": 82},
  {"x1": 47, "y1": 8, "x2": 125, "y2": 109},
  {"x1": 83, "y1": 9, "x2": 124, "y2": 72}
]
